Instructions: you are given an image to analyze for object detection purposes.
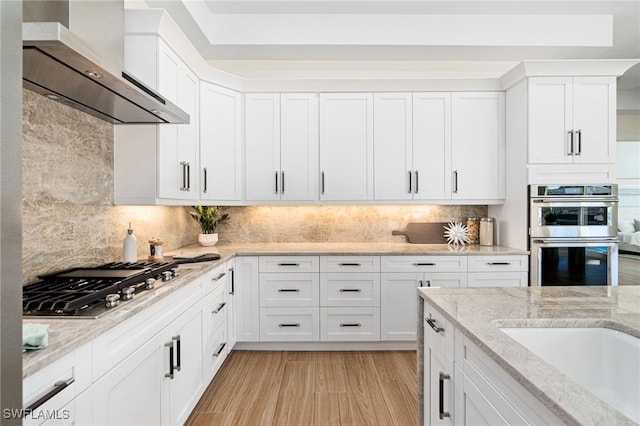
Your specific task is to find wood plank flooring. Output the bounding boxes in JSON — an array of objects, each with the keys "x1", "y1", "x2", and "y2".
[{"x1": 186, "y1": 350, "x2": 418, "y2": 426}]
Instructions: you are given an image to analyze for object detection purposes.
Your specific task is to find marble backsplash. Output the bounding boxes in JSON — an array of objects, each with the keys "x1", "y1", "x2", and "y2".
[{"x1": 22, "y1": 89, "x2": 487, "y2": 283}]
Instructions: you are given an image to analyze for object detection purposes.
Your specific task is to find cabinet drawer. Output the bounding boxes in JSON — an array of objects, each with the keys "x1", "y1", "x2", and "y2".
[
  {"x1": 424, "y1": 303, "x2": 454, "y2": 357},
  {"x1": 259, "y1": 256, "x2": 319, "y2": 273},
  {"x1": 320, "y1": 256, "x2": 380, "y2": 273},
  {"x1": 259, "y1": 273, "x2": 319, "y2": 307},
  {"x1": 467, "y1": 255, "x2": 527, "y2": 272},
  {"x1": 381, "y1": 256, "x2": 467, "y2": 273},
  {"x1": 204, "y1": 324, "x2": 228, "y2": 382},
  {"x1": 203, "y1": 283, "x2": 228, "y2": 336},
  {"x1": 260, "y1": 307, "x2": 319, "y2": 341},
  {"x1": 320, "y1": 307, "x2": 380, "y2": 341},
  {"x1": 320, "y1": 273, "x2": 380, "y2": 307},
  {"x1": 205, "y1": 262, "x2": 229, "y2": 294},
  {"x1": 467, "y1": 272, "x2": 528, "y2": 287}
]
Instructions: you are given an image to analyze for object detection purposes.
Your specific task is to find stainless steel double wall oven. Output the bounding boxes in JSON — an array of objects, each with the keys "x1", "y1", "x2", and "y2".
[{"x1": 529, "y1": 184, "x2": 619, "y2": 286}]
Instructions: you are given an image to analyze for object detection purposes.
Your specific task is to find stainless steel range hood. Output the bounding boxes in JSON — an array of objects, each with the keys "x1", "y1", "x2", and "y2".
[{"x1": 23, "y1": 22, "x2": 189, "y2": 125}]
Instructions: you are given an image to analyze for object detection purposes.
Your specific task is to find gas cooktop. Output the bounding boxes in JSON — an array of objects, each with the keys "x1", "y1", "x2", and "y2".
[{"x1": 23, "y1": 261, "x2": 180, "y2": 318}]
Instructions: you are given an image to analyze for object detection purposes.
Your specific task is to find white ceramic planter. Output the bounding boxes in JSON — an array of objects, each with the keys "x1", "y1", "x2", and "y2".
[{"x1": 198, "y1": 233, "x2": 218, "y2": 247}]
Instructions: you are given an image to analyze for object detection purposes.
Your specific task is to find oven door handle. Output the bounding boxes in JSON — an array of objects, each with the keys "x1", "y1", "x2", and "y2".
[
  {"x1": 532, "y1": 238, "x2": 619, "y2": 244},
  {"x1": 531, "y1": 198, "x2": 618, "y2": 204}
]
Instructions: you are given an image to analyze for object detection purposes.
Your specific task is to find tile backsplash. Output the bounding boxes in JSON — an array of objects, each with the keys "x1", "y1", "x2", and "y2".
[{"x1": 22, "y1": 89, "x2": 487, "y2": 283}]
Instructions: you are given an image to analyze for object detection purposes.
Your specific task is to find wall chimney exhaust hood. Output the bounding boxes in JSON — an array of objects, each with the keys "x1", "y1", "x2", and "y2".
[{"x1": 23, "y1": 22, "x2": 189, "y2": 124}]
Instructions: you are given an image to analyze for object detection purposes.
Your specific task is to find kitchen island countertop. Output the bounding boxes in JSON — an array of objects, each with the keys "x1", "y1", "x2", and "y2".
[
  {"x1": 23, "y1": 242, "x2": 527, "y2": 378},
  {"x1": 419, "y1": 285, "x2": 640, "y2": 425}
]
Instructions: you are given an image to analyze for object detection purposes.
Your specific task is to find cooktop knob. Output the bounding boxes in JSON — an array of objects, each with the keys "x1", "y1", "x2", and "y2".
[
  {"x1": 145, "y1": 278, "x2": 156, "y2": 290},
  {"x1": 171, "y1": 267, "x2": 180, "y2": 277},
  {"x1": 162, "y1": 271, "x2": 172, "y2": 282},
  {"x1": 122, "y1": 286, "x2": 135, "y2": 300},
  {"x1": 105, "y1": 293, "x2": 120, "y2": 308}
]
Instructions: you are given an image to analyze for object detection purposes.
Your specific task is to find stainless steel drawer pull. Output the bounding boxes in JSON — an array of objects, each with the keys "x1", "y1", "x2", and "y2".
[
  {"x1": 568, "y1": 130, "x2": 575, "y2": 155},
  {"x1": 278, "y1": 288, "x2": 300, "y2": 292},
  {"x1": 453, "y1": 170, "x2": 458, "y2": 193},
  {"x1": 278, "y1": 263, "x2": 300, "y2": 266},
  {"x1": 340, "y1": 323, "x2": 362, "y2": 327},
  {"x1": 281, "y1": 170, "x2": 285, "y2": 194},
  {"x1": 414, "y1": 170, "x2": 419, "y2": 193},
  {"x1": 25, "y1": 377, "x2": 75, "y2": 412},
  {"x1": 213, "y1": 342, "x2": 226, "y2": 357},
  {"x1": 211, "y1": 272, "x2": 226, "y2": 282},
  {"x1": 439, "y1": 372, "x2": 451, "y2": 419},
  {"x1": 487, "y1": 262, "x2": 511, "y2": 265},
  {"x1": 408, "y1": 170, "x2": 413, "y2": 193},
  {"x1": 229, "y1": 267, "x2": 235, "y2": 295},
  {"x1": 414, "y1": 262, "x2": 436, "y2": 266},
  {"x1": 203, "y1": 167, "x2": 208, "y2": 193},
  {"x1": 321, "y1": 171, "x2": 325, "y2": 194},
  {"x1": 576, "y1": 129, "x2": 582, "y2": 155},
  {"x1": 212, "y1": 302, "x2": 226, "y2": 314},
  {"x1": 426, "y1": 317, "x2": 444, "y2": 334},
  {"x1": 173, "y1": 335, "x2": 181, "y2": 372},
  {"x1": 339, "y1": 289, "x2": 362, "y2": 292},
  {"x1": 339, "y1": 262, "x2": 362, "y2": 266},
  {"x1": 165, "y1": 341, "x2": 174, "y2": 379},
  {"x1": 279, "y1": 323, "x2": 300, "y2": 327}
]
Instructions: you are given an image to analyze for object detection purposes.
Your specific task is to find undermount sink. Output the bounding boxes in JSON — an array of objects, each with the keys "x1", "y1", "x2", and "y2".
[{"x1": 499, "y1": 327, "x2": 640, "y2": 423}]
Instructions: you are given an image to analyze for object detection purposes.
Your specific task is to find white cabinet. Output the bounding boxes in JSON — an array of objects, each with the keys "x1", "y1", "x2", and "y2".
[
  {"x1": 234, "y1": 256, "x2": 260, "y2": 342},
  {"x1": 319, "y1": 93, "x2": 374, "y2": 201},
  {"x1": 466, "y1": 255, "x2": 528, "y2": 287},
  {"x1": 451, "y1": 92, "x2": 505, "y2": 200},
  {"x1": 245, "y1": 93, "x2": 318, "y2": 202},
  {"x1": 528, "y1": 77, "x2": 615, "y2": 165},
  {"x1": 200, "y1": 82, "x2": 243, "y2": 202},
  {"x1": 115, "y1": 37, "x2": 199, "y2": 204},
  {"x1": 202, "y1": 263, "x2": 231, "y2": 382}
]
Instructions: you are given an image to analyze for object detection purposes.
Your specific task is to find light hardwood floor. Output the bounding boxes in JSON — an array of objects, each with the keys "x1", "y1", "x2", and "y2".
[
  {"x1": 619, "y1": 253, "x2": 640, "y2": 285},
  {"x1": 186, "y1": 350, "x2": 418, "y2": 426}
]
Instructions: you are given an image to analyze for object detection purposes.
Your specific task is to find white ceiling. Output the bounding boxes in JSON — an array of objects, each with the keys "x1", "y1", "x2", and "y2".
[{"x1": 139, "y1": 0, "x2": 639, "y2": 92}]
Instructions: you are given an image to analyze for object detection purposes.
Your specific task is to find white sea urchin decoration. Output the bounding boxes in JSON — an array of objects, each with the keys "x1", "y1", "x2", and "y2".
[{"x1": 444, "y1": 221, "x2": 469, "y2": 245}]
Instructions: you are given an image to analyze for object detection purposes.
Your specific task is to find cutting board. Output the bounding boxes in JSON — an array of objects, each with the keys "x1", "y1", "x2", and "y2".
[{"x1": 392, "y1": 222, "x2": 448, "y2": 244}]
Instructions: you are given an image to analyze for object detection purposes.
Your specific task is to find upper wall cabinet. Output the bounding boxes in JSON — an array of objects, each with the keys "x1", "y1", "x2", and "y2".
[
  {"x1": 451, "y1": 92, "x2": 505, "y2": 200},
  {"x1": 200, "y1": 82, "x2": 243, "y2": 202},
  {"x1": 115, "y1": 37, "x2": 199, "y2": 204},
  {"x1": 319, "y1": 93, "x2": 374, "y2": 201},
  {"x1": 245, "y1": 93, "x2": 318, "y2": 202},
  {"x1": 528, "y1": 77, "x2": 615, "y2": 165}
]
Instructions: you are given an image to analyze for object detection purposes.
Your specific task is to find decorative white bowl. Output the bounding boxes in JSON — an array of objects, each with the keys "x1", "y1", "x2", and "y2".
[{"x1": 198, "y1": 233, "x2": 218, "y2": 247}]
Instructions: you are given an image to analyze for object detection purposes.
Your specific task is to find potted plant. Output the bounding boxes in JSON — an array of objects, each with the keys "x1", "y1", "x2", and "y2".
[{"x1": 190, "y1": 206, "x2": 229, "y2": 246}]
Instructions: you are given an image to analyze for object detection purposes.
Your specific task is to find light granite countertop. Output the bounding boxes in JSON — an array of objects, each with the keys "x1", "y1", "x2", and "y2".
[
  {"x1": 23, "y1": 242, "x2": 527, "y2": 378},
  {"x1": 419, "y1": 286, "x2": 640, "y2": 425}
]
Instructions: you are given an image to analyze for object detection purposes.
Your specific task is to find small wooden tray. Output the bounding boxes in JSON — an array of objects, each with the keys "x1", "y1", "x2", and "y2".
[{"x1": 392, "y1": 222, "x2": 448, "y2": 244}]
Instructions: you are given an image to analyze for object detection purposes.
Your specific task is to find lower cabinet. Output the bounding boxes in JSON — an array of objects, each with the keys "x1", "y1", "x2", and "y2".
[{"x1": 423, "y1": 300, "x2": 562, "y2": 425}]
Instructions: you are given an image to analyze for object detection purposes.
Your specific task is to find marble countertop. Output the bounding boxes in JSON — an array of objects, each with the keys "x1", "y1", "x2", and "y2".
[
  {"x1": 23, "y1": 242, "x2": 526, "y2": 378},
  {"x1": 418, "y1": 286, "x2": 640, "y2": 425}
]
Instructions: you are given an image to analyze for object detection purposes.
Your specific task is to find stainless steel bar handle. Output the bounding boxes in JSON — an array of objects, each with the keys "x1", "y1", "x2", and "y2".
[
  {"x1": 414, "y1": 171, "x2": 419, "y2": 194},
  {"x1": 426, "y1": 317, "x2": 444, "y2": 333},
  {"x1": 568, "y1": 130, "x2": 575, "y2": 155},
  {"x1": 278, "y1": 263, "x2": 300, "y2": 266},
  {"x1": 487, "y1": 262, "x2": 510, "y2": 266},
  {"x1": 275, "y1": 171, "x2": 279, "y2": 194},
  {"x1": 414, "y1": 262, "x2": 436, "y2": 266},
  {"x1": 281, "y1": 171, "x2": 285, "y2": 194},
  {"x1": 278, "y1": 288, "x2": 300, "y2": 292},
  {"x1": 453, "y1": 170, "x2": 458, "y2": 193},
  {"x1": 203, "y1": 167, "x2": 208, "y2": 193},
  {"x1": 213, "y1": 342, "x2": 226, "y2": 357},
  {"x1": 321, "y1": 171, "x2": 325, "y2": 194},
  {"x1": 278, "y1": 323, "x2": 300, "y2": 327},
  {"x1": 340, "y1": 323, "x2": 362, "y2": 327},
  {"x1": 211, "y1": 272, "x2": 226, "y2": 282},
  {"x1": 533, "y1": 237, "x2": 619, "y2": 244},
  {"x1": 186, "y1": 163, "x2": 191, "y2": 191},
  {"x1": 576, "y1": 129, "x2": 582, "y2": 155},
  {"x1": 439, "y1": 372, "x2": 451, "y2": 419},
  {"x1": 180, "y1": 161, "x2": 188, "y2": 191},
  {"x1": 212, "y1": 302, "x2": 226, "y2": 314},
  {"x1": 165, "y1": 341, "x2": 174, "y2": 379},
  {"x1": 339, "y1": 289, "x2": 362, "y2": 292},
  {"x1": 339, "y1": 263, "x2": 361, "y2": 266},
  {"x1": 25, "y1": 377, "x2": 75, "y2": 411},
  {"x1": 408, "y1": 170, "x2": 413, "y2": 193},
  {"x1": 173, "y1": 335, "x2": 181, "y2": 372}
]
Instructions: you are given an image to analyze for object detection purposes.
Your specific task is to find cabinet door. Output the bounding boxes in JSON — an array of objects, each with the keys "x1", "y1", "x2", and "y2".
[
  {"x1": 319, "y1": 93, "x2": 374, "y2": 201},
  {"x1": 227, "y1": 263, "x2": 237, "y2": 349},
  {"x1": 156, "y1": 41, "x2": 198, "y2": 200},
  {"x1": 423, "y1": 272, "x2": 467, "y2": 288},
  {"x1": 428, "y1": 347, "x2": 454, "y2": 425},
  {"x1": 572, "y1": 77, "x2": 615, "y2": 164},
  {"x1": 451, "y1": 92, "x2": 505, "y2": 200},
  {"x1": 245, "y1": 93, "x2": 281, "y2": 201},
  {"x1": 280, "y1": 93, "x2": 319, "y2": 201},
  {"x1": 528, "y1": 77, "x2": 573, "y2": 164},
  {"x1": 413, "y1": 92, "x2": 451, "y2": 200},
  {"x1": 380, "y1": 272, "x2": 421, "y2": 341},
  {"x1": 200, "y1": 82, "x2": 243, "y2": 201},
  {"x1": 161, "y1": 302, "x2": 204, "y2": 426},
  {"x1": 234, "y1": 257, "x2": 260, "y2": 342},
  {"x1": 92, "y1": 336, "x2": 163, "y2": 426},
  {"x1": 373, "y1": 92, "x2": 413, "y2": 200}
]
